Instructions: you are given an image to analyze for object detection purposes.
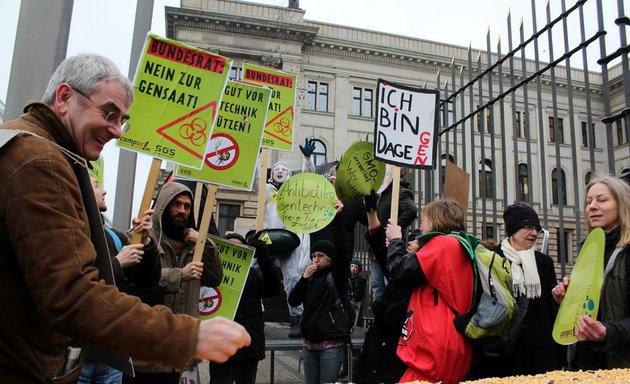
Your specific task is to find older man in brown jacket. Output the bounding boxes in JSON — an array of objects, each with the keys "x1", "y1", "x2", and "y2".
[{"x1": 0, "y1": 54, "x2": 249, "y2": 384}]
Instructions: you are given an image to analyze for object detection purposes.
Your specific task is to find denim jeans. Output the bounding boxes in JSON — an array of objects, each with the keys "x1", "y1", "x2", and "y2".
[
  {"x1": 302, "y1": 346, "x2": 344, "y2": 384},
  {"x1": 370, "y1": 259, "x2": 388, "y2": 303},
  {"x1": 78, "y1": 359, "x2": 123, "y2": 384}
]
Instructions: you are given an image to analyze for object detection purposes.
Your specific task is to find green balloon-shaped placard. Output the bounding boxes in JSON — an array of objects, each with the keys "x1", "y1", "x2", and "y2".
[
  {"x1": 335, "y1": 141, "x2": 386, "y2": 201},
  {"x1": 276, "y1": 173, "x2": 337, "y2": 233},
  {"x1": 552, "y1": 227, "x2": 605, "y2": 345}
]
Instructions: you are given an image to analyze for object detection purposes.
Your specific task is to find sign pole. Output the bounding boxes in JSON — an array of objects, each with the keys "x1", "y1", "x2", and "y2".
[
  {"x1": 390, "y1": 166, "x2": 401, "y2": 226},
  {"x1": 131, "y1": 158, "x2": 162, "y2": 244},
  {"x1": 256, "y1": 148, "x2": 269, "y2": 231},
  {"x1": 194, "y1": 182, "x2": 203, "y2": 228},
  {"x1": 193, "y1": 184, "x2": 218, "y2": 263}
]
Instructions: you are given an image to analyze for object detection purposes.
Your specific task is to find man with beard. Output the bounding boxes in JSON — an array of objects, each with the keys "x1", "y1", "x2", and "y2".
[{"x1": 124, "y1": 181, "x2": 223, "y2": 384}]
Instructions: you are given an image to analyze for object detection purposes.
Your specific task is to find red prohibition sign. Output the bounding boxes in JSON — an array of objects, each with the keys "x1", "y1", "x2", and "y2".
[
  {"x1": 199, "y1": 286, "x2": 222, "y2": 316},
  {"x1": 205, "y1": 133, "x2": 240, "y2": 170}
]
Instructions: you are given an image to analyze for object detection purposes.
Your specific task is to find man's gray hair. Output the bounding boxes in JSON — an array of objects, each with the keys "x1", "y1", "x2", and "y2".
[{"x1": 41, "y1": 53, "x2": 133, "y2": 105}]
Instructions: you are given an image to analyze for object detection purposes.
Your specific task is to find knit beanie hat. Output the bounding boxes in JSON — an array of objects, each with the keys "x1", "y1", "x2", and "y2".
[
  {"x1": 311, "y1": 240, "x2": 334, "y2": 259},
  {"x1": 224, "y1": 232, "x2": 247, "y2": 244},
  {"x1": 503, "y1": 203, "x2": 541, "y2": 237},
  {"x1": 351, "y1": 258, "x2": 362, "y2": 271}
]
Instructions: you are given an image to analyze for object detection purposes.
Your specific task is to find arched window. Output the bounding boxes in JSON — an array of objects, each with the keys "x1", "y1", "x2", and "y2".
[
  {"x1": 310, "y1": 138, "x2": 327, "y2": 167},
  {"x1": 552, "y1": 168, "x2": 567, "y2": 206},
  {"x1": 440, "y1": 153, "x2": 455, "y2": 188},
  {"x1": 518, "y1": 164, "x2": 529, "y2": 202},
  {"x1": 478, "y1": 159, "x2": 493, "y2": 198},
  {"x1": 584, "y1": 171, "x2": 592, "y2": 185}
]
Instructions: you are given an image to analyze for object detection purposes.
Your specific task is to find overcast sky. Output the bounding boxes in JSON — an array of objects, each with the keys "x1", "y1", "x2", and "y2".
[{"x1": 0, "y1": 0, "x2": 624, "y2": 222}]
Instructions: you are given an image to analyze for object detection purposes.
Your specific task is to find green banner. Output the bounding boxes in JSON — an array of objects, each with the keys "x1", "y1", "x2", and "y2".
[
  {"x1": 174, "y1": 81, "x2": 270, "y2": 190},
  {"x1": 88, "y1": 156, "x2": 105, "y2": 188},
  {"x1": 335, "y1": 141, "x2": 386, "y2": 201},
  {"x1": 199, "y1": 236, "x2": 254, "y2": 320},
  {"x1": 242, "y1": 63, "x2": 296, "y2": 152},
  {"x1": 276, "y1": 173, "x2": 337, "y2": 233},
  {"x1": 552, "y1": 227, "x2": 605, "y2": 345},
  {"x1": 117, "y1": 33, "x2": 232, "y2": 169}
]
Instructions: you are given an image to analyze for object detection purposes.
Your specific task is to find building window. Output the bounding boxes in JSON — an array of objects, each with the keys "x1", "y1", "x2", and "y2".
[
  {"x1": 478, "y1": 159, "x2": 493, "y2": 198},
  {"x1": 484, "y1": 225, "x2": 495, "y2": 241},
  {"x1": 556, "y1": 230, "x2": 571, "y2": 264},
  {"x1": 585, "y1": 171, "x2": 591, "y2": 185},
  {"x1": 218, "y1": 203, "x2": 241, "y2": 236},
  {"x1": 440, "y1": 153, "x2": 455, "y2": 187},
  {"x1": 616, "y1": 120, "x2": 627, "y2": 146},
  {"x1": 515, "y1": 110, "x2": 528, "y2": 139},
  {"x1": 548, "y1": 116, "x2": 564, "y2": 143},
  {"x1": 310, "y1": 138, "x2": 327, "y2": 167},
  {"x1": 440, "y1": 100, "x2": 454, "y2": 128},
  {"x1": 351, "y1": 87, "x2": 373, "y2": 117},
  {"x1": 581, "y1": 121, "x2": 596, "y2": 148},
  {"x1": 229, "y1": 66, "x2": 242, "y2": 81},
  {"x1": 552, "y1": 168, "x2": 567, "y2": 206},
  {"x1": 518, "y1": 163, "x2": 529, "y2": 202},
  {"x1": 476, "y1": 106, "x2": 491, "y2": 133},
  {"x1": 306, "y1": 81, "x2": 329, "y2": 112}
]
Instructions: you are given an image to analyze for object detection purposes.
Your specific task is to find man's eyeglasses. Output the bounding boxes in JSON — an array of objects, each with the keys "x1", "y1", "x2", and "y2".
[{"x1": 71, "y1": 86, "x2": 128, "y2": 127}]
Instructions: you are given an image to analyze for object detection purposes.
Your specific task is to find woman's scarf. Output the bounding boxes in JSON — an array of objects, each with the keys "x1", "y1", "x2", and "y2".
[{"x1": 501, "y1": 238, "x2": 541, "y2": 298}]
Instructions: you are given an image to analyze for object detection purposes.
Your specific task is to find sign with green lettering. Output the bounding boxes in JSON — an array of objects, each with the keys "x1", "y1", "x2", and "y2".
[
  {"x1": 117, "y1": 33, "x2": 232, "y2": 169},
  {"x1": 242, "y1": 63, "x2": 296, "y2": 152},
  {"x1": 276, "y1": 173, "x2": 337, "y2": 233},
  {"x1": 374, "y1": 78, "x2": 439, "y2": 169},
  {"x1": 553, "y1": 228, "x2": 605, "y2": 345},
  {"x1": 336, "y1": 141, "x2": 386, "y2": 201},
  {"x1": 199, "y1": 236, "x2": 254, "y2": 320},
  {"x1": 174, "y1": 81, "x2": 270, "y2": 190}
]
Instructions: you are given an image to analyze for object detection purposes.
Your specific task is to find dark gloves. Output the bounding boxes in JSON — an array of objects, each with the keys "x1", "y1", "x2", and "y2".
[
  {"x1": 364, "y1": 190, "x2": 379, "y2": 211},
  {"x1": 248, "y1": 238, "x2": 269, "y2": 259},
  {"x1": 299, "y1": 138, "x2": 316, "y2": 157}
]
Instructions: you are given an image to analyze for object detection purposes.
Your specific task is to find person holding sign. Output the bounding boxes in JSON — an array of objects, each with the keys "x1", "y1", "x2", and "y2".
[
  {"x1": 385, "y1": 199, "x2": 473, "y2": 384},
  {"x1": 125, "y1": 181, "x2": 223, "y2": 383},
  {"x1": 288, "y1": 212, "x2": 351, "y2": 384},
  {"x1": 79, "y1": 177, "x2": 159, "y2": 384},
  {"x1": 262, "y1": 139, "x2": 316, "y2": 337},
  {"x1": 209, "y1": 232, "x2": 282, "y2": 384},
  {"x1": 0, "y1": 54, "x2": 250, "y2": 384},
  {"x1": 552, "y1": 175, "x2": 630, "y2": 370},
  {"x1": 468, "y1": 203, "x2": 561, "y2": 378}
]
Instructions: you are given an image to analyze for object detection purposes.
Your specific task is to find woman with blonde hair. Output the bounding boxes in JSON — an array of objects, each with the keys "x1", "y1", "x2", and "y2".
[
  {"x1": 552, "y1": 174, "x2": 630, "y2": 369},
  {"x1": 385, "y1": 198, "x2": 474, "y2": 384}
]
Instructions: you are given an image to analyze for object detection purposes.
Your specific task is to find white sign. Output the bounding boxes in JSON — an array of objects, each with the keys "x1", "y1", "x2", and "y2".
[{"x1": 373, "y1": 79, "x2": 439, "y2": 169}]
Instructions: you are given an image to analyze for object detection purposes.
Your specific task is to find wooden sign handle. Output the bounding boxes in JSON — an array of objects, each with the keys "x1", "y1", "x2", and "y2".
[
  {"x1": 389, "y1": 166, "x2": 401, "y2": 226},
  {"x1": 192, "y1": 184, "x2": 217, "y2": 263},
  {"x1": 131, "y1": 158, "x2": 162, "y2": 244}
]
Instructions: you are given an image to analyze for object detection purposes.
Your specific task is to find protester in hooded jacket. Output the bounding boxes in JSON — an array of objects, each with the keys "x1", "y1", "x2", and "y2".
[
  {"x1": 355, "y1": 191, "x2": 420, "y2": 384},
  {"x1": 209, "y1": 233, "x2": 282, "y2": 384},
  {"x1": 467, "y1": 203, "x2": 561, "y2": 378},
  {"x1": 553, "y1": 175, "x2": 630, "y2": 369},
  {"x1": 288, "y1": 211, "x2": 350, "y2": 384},
  {"x1": 124, "y1": 181, "x2": 223, "y2": 384},
  {"x1": 386, "y1": 198, "x2": 474, "y2": 384}
]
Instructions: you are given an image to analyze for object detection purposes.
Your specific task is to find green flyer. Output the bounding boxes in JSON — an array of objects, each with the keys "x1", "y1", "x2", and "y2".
[
  {"x1": 242, "y1": 63, "x2": 296, "y2": 151},
  {"x1": 117, "y1": 33, "x2": 232, "y2": 169},
  {"x1": 552, "y1": 227, "x2": 605, "y2": 345},
  {"x1": 174, "y1": 81, "x2": 270, "y2": 190},
  {"x1": 88, "y1": 156, "x2": 105, "y2": 188},
  {"x1": 276, "y1": 173, "x2": 337, "y2": 233},
  {"x1": 199, "y1": 236, "x2": 254, "y2": 320},
  {"x1": 335, "y1": 141, "x2": 386, "y2": 201}
]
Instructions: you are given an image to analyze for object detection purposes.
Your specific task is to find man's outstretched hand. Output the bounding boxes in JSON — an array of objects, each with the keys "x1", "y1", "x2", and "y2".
[{"x1": 194, "y1": 317, "x2": 251, "y2": 363}]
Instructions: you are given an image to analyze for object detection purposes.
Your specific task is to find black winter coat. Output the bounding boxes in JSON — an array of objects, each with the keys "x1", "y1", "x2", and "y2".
[{"x1": 355, "y1": 225, "x2": 410, "y2": 384}]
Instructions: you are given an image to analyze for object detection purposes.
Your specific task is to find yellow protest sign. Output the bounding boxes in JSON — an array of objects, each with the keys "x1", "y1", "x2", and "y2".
[
  {"x1": 88, "y1": 156, "x2": 105, "y2": 188},
  {"x1": 243, "y1": 63, "x2": 296, "y2": 151},
  {"x1": 276, "y1": 173, "x2": 337, "y2": 233},
  {"x1": 118, "y1": 33, "x2": 232, "y2": 169}
]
